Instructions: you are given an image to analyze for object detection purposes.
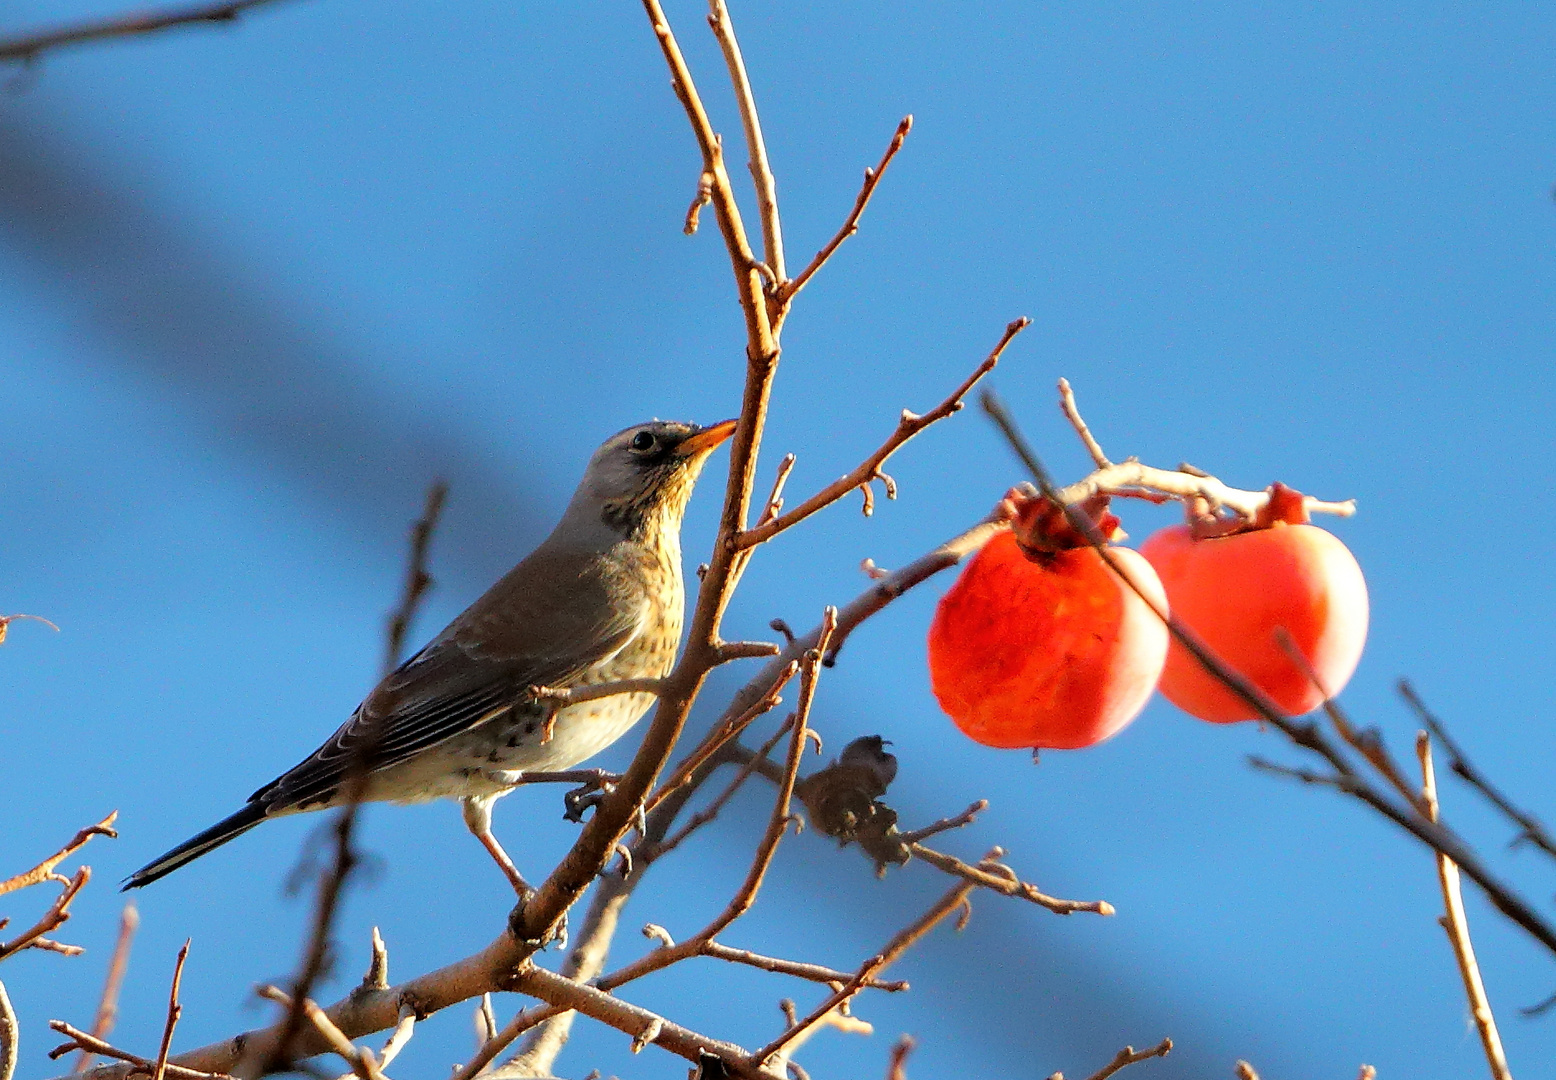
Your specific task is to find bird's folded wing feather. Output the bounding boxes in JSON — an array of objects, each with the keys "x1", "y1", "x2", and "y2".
[{"x1": 252, "y1": 547, "x2": 651, "y2": 810}]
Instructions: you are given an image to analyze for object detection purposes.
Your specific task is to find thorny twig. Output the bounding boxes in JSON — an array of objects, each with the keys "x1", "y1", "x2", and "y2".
[
  {"x1": 1417, "y1": 735, "x2": 1512, "y2": 1080},
  {"x1": 1401, "y1": 680, "x2": 1556, "y2": 862},
  {"x1": 0, "y1": 0, "x2": 289, "y2": 63}
]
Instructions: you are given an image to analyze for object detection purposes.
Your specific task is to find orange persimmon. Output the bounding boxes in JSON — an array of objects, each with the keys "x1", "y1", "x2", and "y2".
[
  {"x1": 927, "y1": 530, "x2": 1168, "y2": 750},
  {"x1": 1140, "y1": 493, "x2": 1368, "y2": 724}
]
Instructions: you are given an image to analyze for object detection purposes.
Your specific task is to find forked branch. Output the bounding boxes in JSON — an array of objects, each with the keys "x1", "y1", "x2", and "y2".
[{"x1": 738, "y1": 318, "x2": 1029, "y2": 548}]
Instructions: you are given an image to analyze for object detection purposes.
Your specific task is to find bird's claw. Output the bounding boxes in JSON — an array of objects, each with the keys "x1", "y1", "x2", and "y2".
[{"x1": 562, "y1": 772, "x2": 620, "y2": 823}]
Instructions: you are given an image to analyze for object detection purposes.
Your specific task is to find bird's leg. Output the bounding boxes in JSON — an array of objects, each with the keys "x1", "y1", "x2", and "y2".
[{"x1": 461, "y1": 797, "x2": 532, "y2": 897}]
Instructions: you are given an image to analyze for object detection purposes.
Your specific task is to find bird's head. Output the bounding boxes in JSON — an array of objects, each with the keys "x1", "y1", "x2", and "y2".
[{"x1": 566, "y1": 418, "x2": 738, "y2": 540}]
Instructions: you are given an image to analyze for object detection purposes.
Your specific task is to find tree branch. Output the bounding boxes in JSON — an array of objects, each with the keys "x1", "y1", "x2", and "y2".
[
  {"x1": 72, "y1": 902, "x2": 138, "y2": 1074},
  {"x1": 775, "y1": 116, "x2": 913, "y2": 308},
  {"x1": 382, "y1": 479, "x2": 447, "y2": 676},
  {"x1": 737, "y1": 318, "x2": 1027, "y2": 549},
  {"x1": 752, "y1": 880, "x2": 974, "y2": 1066},
  {"x1": 1417, "y1": 735, "x2": 1512, "y2": 1080},
  {"x1": 0, "y1": 868, "x2": 89, "y2": 963},
  {"x1": 0, "y1": 812, "x2": 117, "y2": 897},
  {"x1": 0, "y1": 0, "x2": 290, "y2": 63},
  {"x1": 1401, "y1": 680, "x2": 1556, "y2": 862}
]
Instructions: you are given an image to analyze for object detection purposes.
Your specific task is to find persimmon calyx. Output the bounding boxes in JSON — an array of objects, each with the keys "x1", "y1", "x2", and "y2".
[
  {"x1": 1187, "y1": 482, "x2": 1312, "y2": 539},
  {"x1": 1011, "y1": 490, "x2": 1123, "y2": 556}
]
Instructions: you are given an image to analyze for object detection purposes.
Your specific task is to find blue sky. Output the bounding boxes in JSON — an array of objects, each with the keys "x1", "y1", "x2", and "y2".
[{"x1": 2, "y1": 2, "x2": 1555, "y2": 1078}]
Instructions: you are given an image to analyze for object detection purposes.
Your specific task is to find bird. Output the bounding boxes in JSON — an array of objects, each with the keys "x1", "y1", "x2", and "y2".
[{"x1": 125, "y1": 417, "x2": 737, "y2": 894}]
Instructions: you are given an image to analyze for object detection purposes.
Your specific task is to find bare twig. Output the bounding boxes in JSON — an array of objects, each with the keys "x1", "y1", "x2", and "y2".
[
  {"x1": 909, "y1": 845, "x2": 1113, "y2": 916},
  {"x1": 47, "y1": 1025, "x2": 230, "y2": 1080},
  {"x1": 1273, "y1": 629, "x2": 1426, "y2": 814},
  {"x1": 896, "y1": 801, "x2": 987, "y2": 846},
  {"x1": 776, "y1": 116, "x2": 913, "y2": 307},
  {"x1": 0, "y1": 0, "x2": 289, "y2": 63},
  {"x1": 649, "y1": 718, "x2": 794, "y2": 862},
  {"x1": 0, "y1": 867, "x2": 90, "y2": 963},
  {"x1": 73, "y1": 903, "x2": 138, "y2": 1073},
  {"x1": 0, "y1": 613, "x2": 59, "y2": 644},
  {"x1": 701, "y1": 941, "x2": 907, "y2": 991},
  {"x1": 753, "y1": 879, "x2": 974, "y2": 1066},
  {"x1": 1073, "y1": 1039, "x2": 1172, "y2": 1080},
  {"x1": 1234, "y1": 1062, "x2": 1260, "y2": 1080},
  {"x1": 0, "y1": 980, "x2": 16, "y2": 1080},
  {"x1": 1401, "y1": 681, "x2": 1556, "y2": 862},
  {"x1": 0, "y1": 812, "x2": 117, "y2": 896},
  {"x1": 598, "y1": 611, "x2": 837, "y2": 993},
  {"x1": 1418, "y1": 734, "x2": 1512, "y2": 1080},
  {"x1": 707, "y1": 0, "x2": 785, "y2": 284},
  {"x1": 886, "y1": 1036, "x2": 914, "y2": 1080},
  {"x1": 1057, "y1": 378, "x2": 1110, "y2": 469},
  {"x1": 383, "y1": 480, "x2": 447, "y2": 676},
  {"x1": 507, "y1": 966, "x2": 767, "y2": 1079},
  {"x1": 739, "y1": 318, "x2": 1027, "y2": 549},
  {"x1": 151, "y1": 941, "x2": 190, "y2": 1080}
]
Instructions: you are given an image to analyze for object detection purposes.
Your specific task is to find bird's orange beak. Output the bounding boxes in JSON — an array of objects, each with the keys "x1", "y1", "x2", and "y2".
[{"x1": 675, "y1": 418, "x2": 739, "y2": 457}]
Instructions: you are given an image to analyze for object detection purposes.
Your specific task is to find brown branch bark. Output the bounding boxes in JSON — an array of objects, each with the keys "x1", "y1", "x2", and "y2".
[
  {"x1": 48, "y1": 1024, "x2": 230, "y2": 1080},
  {"x1": 1417, "y1": 735, "x2": 1512, "y2": 1080},
  {"x1": 0, "y1": 868, "x2": 89, "y2": 963},
  {"x1": 1072, "y1": 1038, "x2": 1173, "y2": 1080},
  {"x1": 506, "y1": 966, "x2": 770, "y2": 1080},
  {"x1": 0, "y1": 0, "x2": 290, "y2": 62}
]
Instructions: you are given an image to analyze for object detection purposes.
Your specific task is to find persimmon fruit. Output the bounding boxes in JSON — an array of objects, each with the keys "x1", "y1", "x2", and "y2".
[
  {"x1": 927, "y1": 529, "x2": 1169, "y2": 750},
  {"x1": 1139, "y1": 498, "x2": 1368, "y2": 724}
]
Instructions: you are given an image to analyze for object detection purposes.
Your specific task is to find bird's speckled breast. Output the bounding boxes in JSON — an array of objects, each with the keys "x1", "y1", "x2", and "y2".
[{"x1": 369, "y1": 530, "x2": 685, "y2": 804}]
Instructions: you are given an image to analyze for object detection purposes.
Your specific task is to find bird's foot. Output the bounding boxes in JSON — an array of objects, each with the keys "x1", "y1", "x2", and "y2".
[{"x1": 561, "y1": 771, "x2": 622, "y2": 823}]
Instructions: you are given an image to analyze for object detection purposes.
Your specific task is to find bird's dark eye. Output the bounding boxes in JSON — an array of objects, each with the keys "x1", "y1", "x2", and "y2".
[{"x1": 630, "y1": 431, "x2": 657, "y2": 452}]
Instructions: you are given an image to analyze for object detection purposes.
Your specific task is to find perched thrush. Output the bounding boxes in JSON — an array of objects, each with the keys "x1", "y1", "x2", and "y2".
[{"x1": 126, "y1": 418, "x2": 736, "y2": 892}]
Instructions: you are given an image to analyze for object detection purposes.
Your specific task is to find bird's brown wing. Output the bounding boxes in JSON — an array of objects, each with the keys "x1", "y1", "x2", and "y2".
[{"x1": 251, "y1": 547, "x2": 652, "y2": 810}]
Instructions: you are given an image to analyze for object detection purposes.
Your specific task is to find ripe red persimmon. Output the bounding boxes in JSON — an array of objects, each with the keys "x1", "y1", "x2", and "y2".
[
  {"x1": 1139, "y1": 497, "x2": 1368, "y2": 724},
  {"x1": 927, "y1": 530, "x2": 1169, "y2": 750}
]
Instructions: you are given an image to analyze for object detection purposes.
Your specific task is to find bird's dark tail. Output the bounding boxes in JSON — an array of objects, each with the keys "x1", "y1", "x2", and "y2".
[{"x1": 122, "y1": 802, "x2": 268, "y2": 889}]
